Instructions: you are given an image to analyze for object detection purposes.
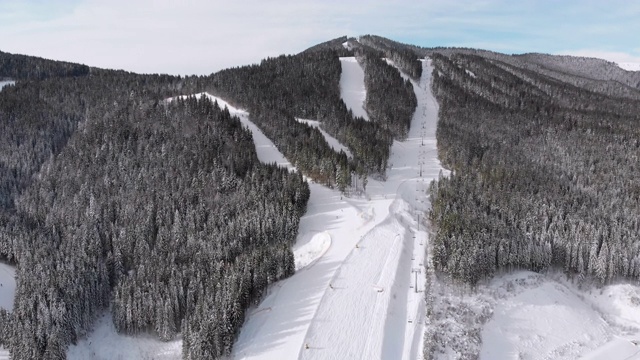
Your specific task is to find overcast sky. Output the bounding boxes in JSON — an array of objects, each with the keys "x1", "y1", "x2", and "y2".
[{"x1": 1, "y1": 0, "x2": 639, "y2": 75}]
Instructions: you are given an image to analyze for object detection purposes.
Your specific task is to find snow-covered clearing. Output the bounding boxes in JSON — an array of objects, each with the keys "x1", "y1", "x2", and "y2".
[
  {"x1": 0, "y1": 80, "x2": 15, "y2": 91},
  {"x1": 481, "y1": 272, "x2": 611, "y2": 359},
  {"x1": 296, "y1": 118, "x2": 353, "y2": 158},
  {"x1": 339, "y1": 57, "x2": 369, "y2": 121},
  {"x1": 67, "y1": 313, "x2": 181, "y2": 360}
]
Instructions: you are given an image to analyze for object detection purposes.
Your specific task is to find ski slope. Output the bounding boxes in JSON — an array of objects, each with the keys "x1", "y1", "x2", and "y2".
[
  {"x1": 339, "y1": 57, "x2": 369, "y2": 121},
  {"x1": 0, "y1": 262, "x2": 15, "y2": 359},
  {"x1": 234, "y1": 59, "x2": 444, "y2": 359}
]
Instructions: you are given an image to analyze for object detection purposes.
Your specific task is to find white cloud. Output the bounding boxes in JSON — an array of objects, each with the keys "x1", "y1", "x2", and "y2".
[{"x1": 1, "y1": 0, "x2": 639, "y2": 75}]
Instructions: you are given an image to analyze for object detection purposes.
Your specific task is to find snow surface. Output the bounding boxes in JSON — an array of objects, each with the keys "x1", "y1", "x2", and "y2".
[
  {"x1": 339, "y1": 57, "x2": 370, "y2": 121},
  {"x1": 0, "y1": 80, "x2": 15, "y2": 91},
  {"x1": 0, "y1": 262, "x2": 15, "y2": 312},
  {"x1": 0, "y1": 262, "x2": 16, "y2": 359},
  {"x1": 481, "y1": 272, "x2": 611, "y2": 359},
  {"x1": 443, "y1": 270, "x2": 640, "y2": 360},
  {"x1": 296, "y1": 118, "x2": 353, "y2": 158}
]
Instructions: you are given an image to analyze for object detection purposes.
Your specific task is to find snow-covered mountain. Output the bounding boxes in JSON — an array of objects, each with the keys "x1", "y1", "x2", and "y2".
[{"x1": 2, "y1": 36, "x2": 640, "y2": 360}]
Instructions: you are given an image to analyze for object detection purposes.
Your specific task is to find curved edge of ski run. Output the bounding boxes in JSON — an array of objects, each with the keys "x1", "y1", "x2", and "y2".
[
  {"x1": 339, "y1": 57, "x2": 370, "y2": 121},
  {"x1": 0, "y1": 262, "x2": 16, "y2": 359},
  {"x1": 180, "y1": 93, "x2": 297, "y2": 170},
  {"x1": 296, "y1": 118, "x2": 353, "y2": 158},
  {"x1": 298, "y1": 59, "x2": 446, "y2": 360}
]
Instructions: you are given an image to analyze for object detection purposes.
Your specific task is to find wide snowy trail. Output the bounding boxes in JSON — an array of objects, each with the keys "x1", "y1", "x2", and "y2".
[{"x1": 299, "y1": 60, "x2": 444, "y2": 360}]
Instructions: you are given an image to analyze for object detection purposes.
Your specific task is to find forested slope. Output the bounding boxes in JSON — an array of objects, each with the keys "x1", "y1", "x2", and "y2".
[
  {"x1": 0, "y1": 53, "x2": 309, "y2": 359},
  {"x1": 428, "y1": 52, "x2": 640, "y2": 285}
]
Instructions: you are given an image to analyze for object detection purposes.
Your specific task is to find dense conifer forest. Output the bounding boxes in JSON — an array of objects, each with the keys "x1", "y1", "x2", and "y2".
[
  {"x1": 427, "y1": 52, "x2": 640, "y2": 285},
  {"x1": 0, "y1": 52, "x2": 310, "y2": 359}
]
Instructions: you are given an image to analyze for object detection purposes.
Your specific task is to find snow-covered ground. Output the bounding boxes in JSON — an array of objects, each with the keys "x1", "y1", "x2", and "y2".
[
  {"x1": 296, "y1": 118, "x2": 353, "y2": 158},
  {"x1": 0, "y1": 262, "x2": 16, "y2": 359},
  {"x1": 0, "y1": 80, "x2": 15, "y2": 91},
  {"x1": 339, "y1": 57, "x2": 369, "y2": 121},
  {"x1": 427, "y1": 269, "x2": 640, "y2": 360}
]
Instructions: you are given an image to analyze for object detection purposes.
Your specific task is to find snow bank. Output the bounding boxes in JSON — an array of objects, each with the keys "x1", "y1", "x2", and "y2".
[
  {"x1": 452, "y1": 270, "x2": 640, "y2": 360},
  {"x1": 339, "y1": 57, "x2": 369, "y2": 121},
  {"x1": 294, "y1": 231, "x2": 331, "y2": 271},
  {"x1": 580, "y1": 338, "x2": 640, "y2": 360}
]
